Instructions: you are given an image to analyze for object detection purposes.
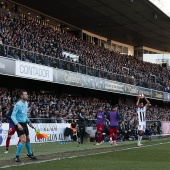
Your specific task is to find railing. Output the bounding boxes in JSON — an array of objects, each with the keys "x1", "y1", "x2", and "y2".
[
  {"x1": 1, "y1": 117, "x2": 161, "y2": 125},
  {"x1": 0, "y1": 44, "x2": 165, "y2": 91}
]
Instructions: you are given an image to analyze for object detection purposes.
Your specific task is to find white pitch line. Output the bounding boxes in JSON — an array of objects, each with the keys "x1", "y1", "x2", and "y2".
[
  {"x1": 115, "y1": 141, "x2": 170, "y2": 152},
  {"x1": 1, "y1": 141, "x2": 170, "y2": 169}
]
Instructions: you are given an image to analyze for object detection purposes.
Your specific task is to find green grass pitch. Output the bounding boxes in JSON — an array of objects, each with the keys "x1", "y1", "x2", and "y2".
[{"x1": 1, "y1": 138, "x2": 170, "y2": 170}]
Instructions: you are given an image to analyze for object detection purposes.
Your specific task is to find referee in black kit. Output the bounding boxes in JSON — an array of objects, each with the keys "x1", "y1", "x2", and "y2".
[{"x1": 77, "y1": 107, "x2": 88, "y2": 144}]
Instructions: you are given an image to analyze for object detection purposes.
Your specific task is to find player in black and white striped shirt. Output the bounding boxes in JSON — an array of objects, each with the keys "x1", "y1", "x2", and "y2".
[{"x1": 136, "y1": 95, "x2": 150, "y2": 146}]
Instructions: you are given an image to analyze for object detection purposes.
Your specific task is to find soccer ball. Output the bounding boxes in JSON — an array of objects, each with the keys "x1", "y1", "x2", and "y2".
[{"x1": 138, "y1": 94, "x2": 144, "y2": 98}]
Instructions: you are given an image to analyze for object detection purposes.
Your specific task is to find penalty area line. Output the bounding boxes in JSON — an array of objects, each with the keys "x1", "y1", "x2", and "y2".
[{"x1": 1, "y1": 141, "x2": 170, "y2": 169}]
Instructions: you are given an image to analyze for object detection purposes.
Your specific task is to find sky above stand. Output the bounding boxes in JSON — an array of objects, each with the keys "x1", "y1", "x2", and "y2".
[{"x1": 149, "y1": 0, "x2": 170, "y2": 17}]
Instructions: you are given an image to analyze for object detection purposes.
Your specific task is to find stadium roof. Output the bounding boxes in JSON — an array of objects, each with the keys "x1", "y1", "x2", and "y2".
[{"x1": 12, "y1": 0, "x2": 170, "y2": 52}]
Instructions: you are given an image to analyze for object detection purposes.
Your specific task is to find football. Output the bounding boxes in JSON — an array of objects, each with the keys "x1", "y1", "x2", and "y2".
[{"x1": 138, "y1": 94, "x2": 144, "y2": 98}]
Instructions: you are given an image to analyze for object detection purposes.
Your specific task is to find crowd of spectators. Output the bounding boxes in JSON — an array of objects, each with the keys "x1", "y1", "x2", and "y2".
[
  {"x1": 0, "y1": 88, "x2": 111, "y2": 123},
  {"x1": 0, "y1": 5, "x2": 169, "y2": 92},
  {"x1": 0, "y1": 87, "x2": 169, "y2": 141},
  {"x1": 0, "y1": 1, "x2": 18, "y2": 13},
  {"x1": 1, "y1": 88, "x2": 170, "y2": 124}
]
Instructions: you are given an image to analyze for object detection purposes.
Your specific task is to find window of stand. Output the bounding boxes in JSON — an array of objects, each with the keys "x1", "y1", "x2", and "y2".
[
  {"x1": 122, "y1": 47, "x2": 128, "y2": 54},
  {"x1": 117, "y1": 45, "x2": 122, "y2": 53}
]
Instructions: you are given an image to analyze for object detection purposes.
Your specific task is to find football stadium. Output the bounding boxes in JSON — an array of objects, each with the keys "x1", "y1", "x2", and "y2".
[{"x1": 1, "y1": 0, "x2": 170, "y2": 169}]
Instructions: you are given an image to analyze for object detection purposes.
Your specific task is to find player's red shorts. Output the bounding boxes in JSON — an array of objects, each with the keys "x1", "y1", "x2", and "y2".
[
  {"x1": 8, "y1": 127, "x2": 16, "y2": 135},
  {"x1": 97, "y1": 124, "x2": 104, "y2": 133},
  {"x1": 109, "y1": 127, "x2": 118, "y2": 134}
]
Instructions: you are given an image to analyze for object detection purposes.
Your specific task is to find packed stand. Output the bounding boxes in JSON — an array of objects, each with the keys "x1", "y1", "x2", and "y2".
[
  {"x1": 0, "y1": 6, "x2": 169, "y2": 92},
  {"x1": 0, "y1": 88, "x2": 112, "y2": 124},
  {"x1": 0, "y1": 88, "x2": 169, "y2": 141}
]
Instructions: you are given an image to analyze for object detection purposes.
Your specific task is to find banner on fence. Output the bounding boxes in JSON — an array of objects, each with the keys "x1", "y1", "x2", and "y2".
[
  {"x1": 162, "y1": 121, "x2": 170, "y2": 134},
  {"x1": 0, "y1": 123, "x2": 70, "y2": 147}
]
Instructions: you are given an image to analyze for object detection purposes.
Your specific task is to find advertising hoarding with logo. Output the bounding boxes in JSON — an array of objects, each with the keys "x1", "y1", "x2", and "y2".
[
  {"x1": 0, "y1": 123, "x2": 70, "y2": 147},
  {"x1": 15, "y1": 61, "x2": 53, "y2": 82}
]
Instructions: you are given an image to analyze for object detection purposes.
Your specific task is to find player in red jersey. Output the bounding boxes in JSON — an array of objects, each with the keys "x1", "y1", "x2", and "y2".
[{"x1": 4, "y1": 105, "x2": 20, "y2": 153}]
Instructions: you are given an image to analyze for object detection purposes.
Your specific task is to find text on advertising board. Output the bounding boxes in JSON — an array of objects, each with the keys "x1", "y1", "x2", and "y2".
[
  {"x1": 64, "y1": 74, "x2": 80, "y2": 83},
  {"x1": 15, "y1": 61, "x2": 53, "y2": 81},
  {"x1": 20, "y1": 65, "x2": 50, "y2": 78}
]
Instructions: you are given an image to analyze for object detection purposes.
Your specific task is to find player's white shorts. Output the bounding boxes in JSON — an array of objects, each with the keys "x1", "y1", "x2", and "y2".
[{"x1": 138, "y1": 122, "x2": 146, "y2": 131}]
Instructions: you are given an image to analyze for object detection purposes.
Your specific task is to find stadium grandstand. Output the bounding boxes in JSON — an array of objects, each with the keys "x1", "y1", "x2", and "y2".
[{"x1": 1, "y1": 0, "x2": 170, "y2": 168}]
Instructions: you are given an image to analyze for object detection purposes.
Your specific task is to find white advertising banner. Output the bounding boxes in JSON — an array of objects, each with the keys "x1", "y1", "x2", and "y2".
[
  {"x1": 162, "y1": 121, "x2": 170, "y2": 134},
  {"x1": 0, "y1": 123, "x2": 70, "y2": 147},
  {"x1": 29, "y1": 123, "x2": 70, "y2": 143},
  {"x1": 15, "y1": 61, "x2": 53, "y2": 82},
  {"x1": 0, "y1": 123, "x2": 18, "y2": 147}
]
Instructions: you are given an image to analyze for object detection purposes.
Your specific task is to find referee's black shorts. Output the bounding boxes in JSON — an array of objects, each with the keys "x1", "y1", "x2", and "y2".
[{"x1": 15, "y1": 122, "x2": 29, "y2": 137}]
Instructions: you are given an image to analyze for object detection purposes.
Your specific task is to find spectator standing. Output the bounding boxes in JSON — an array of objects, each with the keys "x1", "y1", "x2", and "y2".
[{"x1": 164, "y1": 81, "x2": 170, "y2": 93}]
